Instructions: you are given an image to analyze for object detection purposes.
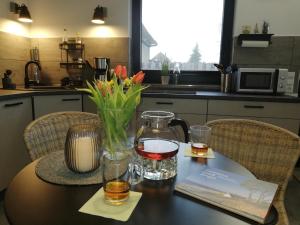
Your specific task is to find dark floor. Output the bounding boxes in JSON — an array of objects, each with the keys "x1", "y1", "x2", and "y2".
[{"x1": 0, "y1": 172, "x2": 300, "y2": 225}]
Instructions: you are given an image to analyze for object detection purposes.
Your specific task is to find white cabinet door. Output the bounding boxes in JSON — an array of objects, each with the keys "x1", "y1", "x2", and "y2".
[
  {"x1": 34, "y1": 94, "x2": 82, "y2": 119},
  {"x1": 0, "y1": 97, "x2": 32, "y2": 191},
  {"x1": 138, "y1": 97, "x2": 208, "y2": 126},
  {"x1": 138, "y1": 98, "x2": 207, "y2": 114},
  {"x1": 207, "y1": 100, "x2": 300, "y2": 134},
  {"x1": 177, "y1": 113, "x2": 206, "y2": 126},
  {"x1": 208, "y1": 100, "x2": 300, "y2": 119},
  {"x1": 207, "y1": 115, "x2": 300, "y2": 134}
]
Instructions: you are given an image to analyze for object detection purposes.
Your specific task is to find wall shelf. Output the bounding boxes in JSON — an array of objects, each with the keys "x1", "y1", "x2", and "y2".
[
  {"x1": 59, "y1": 42, "x2": 85, "y2": 68},
  {"x1": 237, "y1": 34, "x2": 274, "y2": 48}
]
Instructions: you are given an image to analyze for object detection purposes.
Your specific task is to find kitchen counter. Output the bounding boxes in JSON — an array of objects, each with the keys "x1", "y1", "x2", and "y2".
[
  {"x1": 0, "y1": 88, "x2": 80, "y2": 100},
  {"x1": 0, "y1": 86, "x2": 299, "y2": 103}
]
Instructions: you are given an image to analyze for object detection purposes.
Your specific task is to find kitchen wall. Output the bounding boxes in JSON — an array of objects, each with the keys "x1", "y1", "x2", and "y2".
[
  {"x1": 233, "y1": 37, "x2": 300, "y2": 73},
  {"x1": 1, "y1": 0, "x2": 300, "y2": 85},
  {"x1": 234, "y1": 0, "x2": 300, "y2": 36},
  {"x1": 233, "y1": 0, "x2": 300, "y2": 74},
  {"x1": 0, "y1": 0, "x2": 130, "y2": 85},
  {"x1": 31, "y1": 37, "x2": 129, "y2": 84},
  {"x1": 28, "y1": 0, "x2": 130, "y2": 38},
  {"x1": 0, "y1": 0, "x2": 31, "y2": 85}
]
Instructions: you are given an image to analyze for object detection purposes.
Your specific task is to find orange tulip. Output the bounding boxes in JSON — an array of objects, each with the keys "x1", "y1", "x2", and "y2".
[
  {"x1": 97, "y1": 81, "x2": 111, "y2": 96},
  {"x1": 114, "y1": 65, "x2": 122, "y2": 78},
  {"x1": 132, "y1": 71, "x2": 145, "y2": 84},
  {"x1": 121, "y1": 66, "x2": 127, "y2": 80},
  {"x1": 97, "y1": 81, "x2": 103, "y2": 90}
]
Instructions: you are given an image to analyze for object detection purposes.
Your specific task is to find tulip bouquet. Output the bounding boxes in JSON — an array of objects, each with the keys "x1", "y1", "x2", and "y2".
[{"x1": 80, "y1": 65, "x2": 147, "y2": 155}]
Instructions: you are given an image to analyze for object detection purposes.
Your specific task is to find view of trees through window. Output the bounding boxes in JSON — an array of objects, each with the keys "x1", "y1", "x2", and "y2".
[{"x1": 141, "y1": 0, "x2": 224, "y2": 72}]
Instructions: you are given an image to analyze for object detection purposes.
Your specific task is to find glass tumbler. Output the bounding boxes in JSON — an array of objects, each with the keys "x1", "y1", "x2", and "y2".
[
  {"x1": 190, "y1": 125, "x2": 211, "y2": 155},
  {"x1": 65, "y1": 124, "x2": 102, "y2": 173},
  {"x1": 102, "y1": 151, "x2": 143, "y2": 205}
]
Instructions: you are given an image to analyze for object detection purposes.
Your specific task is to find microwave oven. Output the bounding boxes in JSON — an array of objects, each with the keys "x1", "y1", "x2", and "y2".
[{"x1": 235, "y1": 68, "x2": 288, "y2": 94}]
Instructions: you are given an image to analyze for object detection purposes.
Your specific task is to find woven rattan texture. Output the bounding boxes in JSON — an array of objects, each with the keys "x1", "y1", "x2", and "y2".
[
  {"x1": 24, "y1": 111, "x2": 101, "y2": 161},
  {"x1": 206, "y1": 119, "x2": 300, "y2": 225}
]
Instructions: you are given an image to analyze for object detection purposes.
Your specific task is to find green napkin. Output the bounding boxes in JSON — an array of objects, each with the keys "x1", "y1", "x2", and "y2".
[
  {"x1": 184, "y1": 144, "x2": 215, "y2": 158},
  {"x1": 79, "y1": 188, "x2": 142, "y2": 222}
]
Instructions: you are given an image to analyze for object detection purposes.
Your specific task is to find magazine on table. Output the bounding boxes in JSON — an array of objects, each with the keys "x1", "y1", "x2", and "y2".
[{"x1": 175, "y1": 166, "x2": 278, "y2": 224}]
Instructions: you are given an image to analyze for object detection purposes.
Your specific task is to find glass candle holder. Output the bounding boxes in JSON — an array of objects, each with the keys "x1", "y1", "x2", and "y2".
[{"x1": 65, "y1": 124, "x2": 102, "y2": 173}]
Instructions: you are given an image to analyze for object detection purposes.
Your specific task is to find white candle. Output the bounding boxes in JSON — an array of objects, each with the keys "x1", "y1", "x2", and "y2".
[{"x1": 75, "y1": 137, "x2": 94, "y2": 172}]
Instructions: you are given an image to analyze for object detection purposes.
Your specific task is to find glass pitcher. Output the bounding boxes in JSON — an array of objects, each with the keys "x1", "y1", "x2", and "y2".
[{"x1": 135, "y1": 111, "x2": 189, "y2": 180}]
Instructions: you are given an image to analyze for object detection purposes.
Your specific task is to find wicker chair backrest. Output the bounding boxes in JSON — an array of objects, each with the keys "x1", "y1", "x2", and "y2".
[{"x1": 24, "y1": 111, "x2": 100, "y2": 161}]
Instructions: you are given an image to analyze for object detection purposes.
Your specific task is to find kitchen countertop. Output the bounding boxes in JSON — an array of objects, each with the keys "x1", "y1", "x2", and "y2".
[{"x1": 0, "y1": 85, "x2": 299, "y2": 103}]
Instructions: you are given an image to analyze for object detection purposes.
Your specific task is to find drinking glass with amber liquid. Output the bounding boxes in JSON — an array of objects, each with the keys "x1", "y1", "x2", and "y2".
[
  {"x1": 190, "y1": 125, "x2": 211, "y2": 156},
  {"x1": 102, "y1": 151, "x2": 143, "y2": 205}
]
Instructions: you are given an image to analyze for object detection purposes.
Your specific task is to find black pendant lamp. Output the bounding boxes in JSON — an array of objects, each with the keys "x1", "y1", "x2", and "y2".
[
  {"x1": 18, "y1": 4, "x2": 33, "y2": 23},
  {"x1": 10, "y1": 2, "x2": 33, "y2": 23},
  {"x1": 91, "y1": 5, "x2": 107, "y2": 24}
]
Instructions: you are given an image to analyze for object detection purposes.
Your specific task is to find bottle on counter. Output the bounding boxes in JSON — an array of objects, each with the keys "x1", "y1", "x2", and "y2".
[
  {"x1": 62, "y1": 28, "x2": 68, "y2": 43},
  {"x1": 262, "y1": 21, "x2": 269, "y2": 34},
  {"x1": 76, "y1": 32, "x2": 82, "y2": 44},
  {"x1": 173, "y1": 63, "x2": 180, "y2": 85}
]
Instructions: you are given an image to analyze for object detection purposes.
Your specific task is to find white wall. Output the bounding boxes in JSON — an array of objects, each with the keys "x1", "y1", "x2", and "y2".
[
  {"x1": 234, "y1": 0, "x2": 300, "y2": 36},
  {"x1": 0, "y1": 0, "x2": 30, "y2": 36},
  {"x1": 28, "y1": 0, "x2": 131, "y2": 38},
  {"x1": 1, "y1": 0, "x2": 299, "y2": 38}
]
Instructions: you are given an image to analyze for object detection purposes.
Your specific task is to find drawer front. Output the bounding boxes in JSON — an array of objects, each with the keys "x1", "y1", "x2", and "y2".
[
  {"x1": 138, "y1": 98, "x2": 207, "y2": 114},
  {"x1": 207, "y1": 115, "x2": 300, "y2": 134},
  {"x1": 177, "y1": 113, "x2": 206, "y2": 126},
  {"x1": 34, "y1": 95, "x2": 82, "y2": 118},
  {"x1": 208, "y1": 100, "x2": 300, "y2": 119}
]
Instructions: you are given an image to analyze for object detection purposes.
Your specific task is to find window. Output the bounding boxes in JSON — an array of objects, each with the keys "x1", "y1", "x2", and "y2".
[{"x1": 131, "y1": 0, "x2": 235, "y2": 83}]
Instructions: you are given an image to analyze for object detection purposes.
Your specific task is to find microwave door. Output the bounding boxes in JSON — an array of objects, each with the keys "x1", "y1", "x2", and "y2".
[{"x1": 237, "y1": 70, "x2": 275, "y2": 93}]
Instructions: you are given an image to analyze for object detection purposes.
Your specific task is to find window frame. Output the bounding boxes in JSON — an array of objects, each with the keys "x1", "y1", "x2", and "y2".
[{"x1": 131, "y1": 0, "x2": 236, "y2": 83}]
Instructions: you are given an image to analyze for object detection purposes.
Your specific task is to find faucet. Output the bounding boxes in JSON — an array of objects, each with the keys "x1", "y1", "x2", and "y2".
[{"x1": 25, "y1": 60, "x2": 42, "y2": 88}]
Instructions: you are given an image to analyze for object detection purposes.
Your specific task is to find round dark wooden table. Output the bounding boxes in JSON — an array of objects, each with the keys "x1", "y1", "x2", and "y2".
[{"x1": 4, "y1": 144, "x2": 277, "y2": 225}]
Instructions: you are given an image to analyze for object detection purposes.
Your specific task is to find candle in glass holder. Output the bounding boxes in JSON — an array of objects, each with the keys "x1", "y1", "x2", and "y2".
[{"x1": 65, "y1": 124, "x2": 102, "y2": 173}]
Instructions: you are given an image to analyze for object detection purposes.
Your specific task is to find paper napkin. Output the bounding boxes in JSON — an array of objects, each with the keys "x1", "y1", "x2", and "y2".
[
  {"x1": 79, "y1": 188, "x2": 142, "y2": 222},
  {"x1": 184, "y1": 144, "x2": 215, "y2": 158}
]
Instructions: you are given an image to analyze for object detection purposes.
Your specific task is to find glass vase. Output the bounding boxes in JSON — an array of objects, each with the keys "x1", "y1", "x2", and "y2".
[{"x1": 99, "y1": 107, "x2": 136, "y2": 155}]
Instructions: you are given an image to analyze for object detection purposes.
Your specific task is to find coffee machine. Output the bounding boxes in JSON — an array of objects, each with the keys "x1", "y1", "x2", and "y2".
[{"x1": 94, "y1": 57, "x2": 110, "y2": 81}]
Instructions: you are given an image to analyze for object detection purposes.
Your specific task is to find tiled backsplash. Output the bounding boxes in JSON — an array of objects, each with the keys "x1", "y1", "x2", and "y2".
[
  {"x1": 0, "y1": 32, "x2": 30, "y2": 85},
  {"x1": 2, "y1": 32, "x2": 300, "y2": 86},
  {"x1": 233, "y1": 36, "x2": 300, "y2": 73},
  {"x1": 0, "y1": 31, "x2": 129, "y2": 85}
]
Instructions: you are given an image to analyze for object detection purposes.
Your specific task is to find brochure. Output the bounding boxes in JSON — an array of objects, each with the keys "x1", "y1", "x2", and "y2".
[{"x1": 175, "y1": 167, "x2": 278, "y2": 224}]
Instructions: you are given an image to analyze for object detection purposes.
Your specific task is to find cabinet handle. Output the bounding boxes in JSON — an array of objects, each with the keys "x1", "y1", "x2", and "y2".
[
  {"x1": 244, "y1": 105, "x2": 264, "y2": 109},
  {"x1": 4, "y1": 102, "x2": 23, "y2": 107},
  {"x1": 156, "y1": 102, "x2": 173, "y2": 105},
  {"x1": 62, "y1": 98, "x2": 80, "y2": 102}
]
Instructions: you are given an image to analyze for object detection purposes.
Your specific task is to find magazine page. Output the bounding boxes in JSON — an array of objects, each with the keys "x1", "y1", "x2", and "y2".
[{"x1": 175, "y1": 167, "x2": 278, "y2": 223}]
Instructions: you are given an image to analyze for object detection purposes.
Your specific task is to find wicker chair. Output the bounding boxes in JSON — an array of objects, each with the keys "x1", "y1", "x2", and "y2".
[
  {"x1": 206, "y1": 119, "x2": 300, "y2": 225},
  {"x1": 24, "y1": 111, "x2": 100, "y2": 161}
]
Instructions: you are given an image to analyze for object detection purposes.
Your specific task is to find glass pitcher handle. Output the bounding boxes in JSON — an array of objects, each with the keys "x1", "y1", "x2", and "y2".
[
  {"x1": 128, "y1": 152, "x2": 144, "y2": 185},
  {"x1": 169, "y1": 118, "x2": 190, "y2": 143}
]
